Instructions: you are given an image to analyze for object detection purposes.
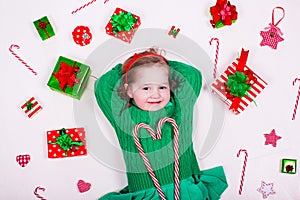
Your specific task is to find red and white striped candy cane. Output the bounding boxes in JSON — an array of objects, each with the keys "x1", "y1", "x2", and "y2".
[
  {"x1": 209, "y1": 37, "x2": 220, "y2": 79},
  {"x1": 34, "y1": 186, "x2": 46, "y2": 200},
  {"x1": 9, "y1": 44, "x2": 37, "y2": 76},
  {"x1": 237, "y1": 149, "x2": 248, "y2": 195},
  {"x1": 292, "y1": 78, "x2": 300, "y2": 120},
  {"x1": 134, "y1": 117, "x2": 179, "y2": 200},
  {"x1": 71, "y1": 0, "x2": 97, "y2": 14}
]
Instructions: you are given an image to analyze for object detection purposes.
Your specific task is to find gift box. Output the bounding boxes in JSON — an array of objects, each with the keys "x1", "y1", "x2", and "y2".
[
  {"x1": 105, "y1": 7, "x2": 141, "y2": 43},
  {"x1": 20, "y1": 96, "x2": 42, "y2": 118},
  {"x1": 47, "y1": 56, "x2": 91, "y2": 100},
  {"x1": 47, "y1": 128, "x2": 87, "y2": 158},
  {"x1": 211, "y1": 49, "x2": 267, "y2": 114},
  {"x1": 33, "y1": 16, "x2": 55, "y2": 40},
  {"x1": 209, "y1": 0, "x2": 238, "y2": 28}
]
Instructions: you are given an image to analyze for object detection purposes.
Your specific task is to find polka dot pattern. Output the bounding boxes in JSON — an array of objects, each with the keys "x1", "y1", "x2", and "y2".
[
  {"x1": 72, "y1": 26, "x2": 92, "y2": 46},
  {"x1": 47, "y1": 128, "x2": 87, "y2": 158}
]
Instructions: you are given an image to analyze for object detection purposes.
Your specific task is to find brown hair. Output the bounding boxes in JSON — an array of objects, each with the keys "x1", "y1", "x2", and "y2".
[{"x1": 117, "y1": 48, "x2": 179, "y2": 110}]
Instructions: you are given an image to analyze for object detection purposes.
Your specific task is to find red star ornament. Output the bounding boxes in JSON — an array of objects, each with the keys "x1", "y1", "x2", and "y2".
[
  {"x1": 260, "y1": 27, "x2": 284, "y2": 49},
  {"x1": 264, "y1": 129, "x2": 281, "y2": 147}
]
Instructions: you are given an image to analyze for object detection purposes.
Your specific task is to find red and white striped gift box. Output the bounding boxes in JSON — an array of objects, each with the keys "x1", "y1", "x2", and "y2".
[
  {"x1": 20, "y1": 97, "x2": 42, "y2": 118},
  {"x1": 211, "y1": 49, "x2": 267, "y2": 114}
]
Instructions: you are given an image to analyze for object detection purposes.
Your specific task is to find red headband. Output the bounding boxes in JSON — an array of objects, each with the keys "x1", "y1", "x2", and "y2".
[{"x1": 123, "y1": 52, "x2": 168, "y2": 84}]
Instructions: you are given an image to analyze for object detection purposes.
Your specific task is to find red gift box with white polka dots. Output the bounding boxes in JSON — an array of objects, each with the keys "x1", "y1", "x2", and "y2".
[
  {"x1": 105, "y1": 7, "x2": 141, "y2": 43},
  {"x1": 47, "y1": 127, "x2": 87, "y2": 158}
]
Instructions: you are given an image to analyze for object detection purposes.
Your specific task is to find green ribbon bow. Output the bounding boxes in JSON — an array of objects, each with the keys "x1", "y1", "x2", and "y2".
[
  {"x1": 26, "y1": 102, "x2": 34, "y2": 110},
  {"x1": 49, "y1": 128, "x2": 83, "y2": 157},
  {"x1": 226, "y1": 71, "x2": 251, "y2": 97},
  {"x1": 111, "y1": 12, "x2": 137, "y2": 33}
]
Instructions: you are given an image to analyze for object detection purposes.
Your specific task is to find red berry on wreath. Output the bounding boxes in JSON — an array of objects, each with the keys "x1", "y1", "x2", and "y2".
[{"x1": 72, "y1": 26, "x2": 92, "y2": 46}]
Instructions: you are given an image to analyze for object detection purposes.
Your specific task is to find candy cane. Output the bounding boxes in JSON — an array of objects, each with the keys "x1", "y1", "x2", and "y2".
[
  {"x1": 237, "y1": 149, "x2": 248, "y2": 195},
  {"x1": 71, "y1": 0, "x2": 97, "y2": 14},
  {"x1": 209, "y1": 37, "x2": 220, "y2": 79},
  {"x1": 34, "y1": 186, "x2": 46, "y2": 200},
  {"x1": 104, "y1": 0, "x2": 110, "y2": 3},
  {"x1": 292, "y1": 78, "x2": 300, "y2": 120},
  {"x1": 134, "y1": 117, "x2": 179, "y2": 200},
  {"x1": 9, "y1": 44, "x2": 37, "y2": 76}
]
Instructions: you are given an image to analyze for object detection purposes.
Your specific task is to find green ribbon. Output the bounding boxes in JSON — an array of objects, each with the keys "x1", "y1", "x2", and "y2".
[
  {"x1": 26, "y1": 102, "x2": 34, "y2": 110},
  {"x1": 226, "y1": 71, "x2": 257, "y2": 106},
  {"x1": 226, "y1": 71, "x2": 251, "y2": 97},
  {"x1": 111, "y1": 12, "x2": 137, "y2": 33},
  {"x1": 49, "y1": 128, "x2": 83, "y2": 157}
]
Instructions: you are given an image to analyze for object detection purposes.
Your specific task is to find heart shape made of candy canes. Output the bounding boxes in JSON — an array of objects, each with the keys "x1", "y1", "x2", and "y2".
[
  {"x1": 133, "y1": 117, "x2": 180, "y2": 200},
  {"x1": 16, "y1": 154, "x2": 30, "y2": 167},
  {"x1": 77, "y1": 180, "x2": 91, "y2": 193}
]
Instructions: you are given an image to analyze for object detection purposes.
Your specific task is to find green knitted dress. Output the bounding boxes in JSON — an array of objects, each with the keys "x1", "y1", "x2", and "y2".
[{"x1": 94, "y1": 61, "x2": 228, "y2": 200}]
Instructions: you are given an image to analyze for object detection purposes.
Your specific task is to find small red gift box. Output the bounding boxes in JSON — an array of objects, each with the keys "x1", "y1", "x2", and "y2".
[
  {"x1": 105, "y1": 7, "x2": 141, "y2": 43},
  {"x1": 47, "y1": 128, "x2": 87, "y2": 158},
  {"x1": 211, "y1": 49, "x2": 267, "y2": 114}
]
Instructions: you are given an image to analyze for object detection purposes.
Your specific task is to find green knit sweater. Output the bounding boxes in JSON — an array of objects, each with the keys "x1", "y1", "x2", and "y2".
[{"x1": 95, "y1": 61, "x2": 202, "y2": 192}]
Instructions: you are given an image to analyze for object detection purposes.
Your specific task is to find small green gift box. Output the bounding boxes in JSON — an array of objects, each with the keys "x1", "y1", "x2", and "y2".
[
  {"x1": 47, "y1": 56, "x2": 91, "y2": 100},
  {"x1": 33, "y1": 16, "x2": 55, "y2": 40}
]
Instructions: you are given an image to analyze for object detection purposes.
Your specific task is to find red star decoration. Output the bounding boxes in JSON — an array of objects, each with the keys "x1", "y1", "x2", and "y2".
[
  {"x1": 260, "y1": 27, "x2": 284, "y2": 49},
  {"x1": 257, "y1": 181, "x2": 276, "y2": 199},
  {"x1": 264, "y1": 129, "x2": 281, "y2": 147}
]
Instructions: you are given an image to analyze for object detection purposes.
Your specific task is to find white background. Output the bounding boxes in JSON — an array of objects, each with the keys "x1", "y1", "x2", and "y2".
[{"x1": 1, "y1": 0, "x2": 300, "y2": 199}]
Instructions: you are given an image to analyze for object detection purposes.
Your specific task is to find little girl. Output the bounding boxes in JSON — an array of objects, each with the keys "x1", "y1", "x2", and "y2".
[{"x1": 94, "y1": 48, "x2": 228, "y2": 200}]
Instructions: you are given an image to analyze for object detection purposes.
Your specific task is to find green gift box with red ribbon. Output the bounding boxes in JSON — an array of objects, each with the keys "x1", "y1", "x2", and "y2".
[
  {"x1": 211, "y1": 49, "x2": 267, "y2": 114},
  {"x1": 47, "y1": 127, "x2": 87, "y2": 158},
  {"x1": 47, "y1": 56, "x2": 91, "y2": 100},
  {"x1": 33, "y1": 16, "x2": 55, "y2": 40},
  {"x1": 105, "y1": 7, "x2": 141, "y2": 43}
]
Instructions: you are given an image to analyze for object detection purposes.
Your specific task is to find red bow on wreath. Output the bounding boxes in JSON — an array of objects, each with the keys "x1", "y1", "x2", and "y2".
[
  {"x1": 210, "y1": 0, "x2": 238, "y2": 28},
  {"x1": 53, "y1": 62, "x2": 80, "y2": 91}
]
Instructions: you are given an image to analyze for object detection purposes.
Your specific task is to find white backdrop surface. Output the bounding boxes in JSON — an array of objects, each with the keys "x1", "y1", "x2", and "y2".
[{"x1": 1, "y1": 0, "x2": 300, "y2": 199}]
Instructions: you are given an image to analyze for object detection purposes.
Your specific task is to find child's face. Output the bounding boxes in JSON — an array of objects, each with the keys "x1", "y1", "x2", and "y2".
[{"x1": 126, "y1": 64, "x2": 171, "y2": 111}]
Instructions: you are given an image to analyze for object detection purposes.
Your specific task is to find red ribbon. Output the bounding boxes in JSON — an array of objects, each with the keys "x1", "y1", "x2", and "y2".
[
  {"x1": 53, "y1": 62, "x2": 80, "y2": 91},
  {"x1": 210, "y1": 0, "x2": 238, "y2": 27},
  {"x1": 122, "y1": 52, "x2": 168, "y2": 84},
  {"x1": 226, "y1": 49, "x2": 257, "y2": 112},
  {"x1": 38, "y1": 20, "x2": 51, "y2": 38}
]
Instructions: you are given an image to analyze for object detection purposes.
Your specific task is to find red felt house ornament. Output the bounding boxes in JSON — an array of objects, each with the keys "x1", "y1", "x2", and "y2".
[{"x1": 211, "y1": 49, "x2": 267, "y2": 114}]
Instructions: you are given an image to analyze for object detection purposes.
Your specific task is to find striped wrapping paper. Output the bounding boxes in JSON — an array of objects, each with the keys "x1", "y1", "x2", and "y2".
[
  {"x1": 20, "y1": 97, "x2": 42, "y2": 118},
  {"x1": 211, "y1": 52, "x2": 267, "y2": 114}
]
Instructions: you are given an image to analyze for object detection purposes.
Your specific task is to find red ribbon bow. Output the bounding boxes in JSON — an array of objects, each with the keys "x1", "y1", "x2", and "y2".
[
  {"x1": 226, "y1": 49, "x2": 257, "y2": 112},
  {"x1": 210, "y1": 0, "x2": 237, "y2": 27},
  {"x1": 38, "y1": 20, "x2": 51, "y2": 38},
  {"x1": 53, "y1": 62, "x2": 80, "y2": 91}
]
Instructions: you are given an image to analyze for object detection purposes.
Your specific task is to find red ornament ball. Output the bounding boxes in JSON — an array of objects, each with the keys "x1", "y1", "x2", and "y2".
[{"x1": 72, "y1": 26, "x2": 92, "y2": 46}]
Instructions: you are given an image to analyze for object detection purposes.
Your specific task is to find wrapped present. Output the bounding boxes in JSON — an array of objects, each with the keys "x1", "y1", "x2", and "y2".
[
  {"x1": 21, "y1": 97, "x2": 42, "y2": 118},
  {"x1": 33, "y1": 16, "x2": 55, "y2": 40},
  {"x1": 211, "y1": 49, "x2": 267, "y2": 114},
  {"x1": 105, "y1": 7, "x2": 141, "y2": 43},
  {"x1": 47, "y1": 56, "x2": 91, "y2": 100},
  {"x1": 47, "y1": 128, "x2": 87, "y2": 158},
  {"x1": 209, "y1": 0, "x2": 238, "y2": 28}
]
